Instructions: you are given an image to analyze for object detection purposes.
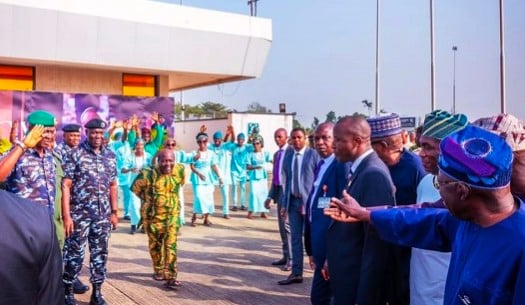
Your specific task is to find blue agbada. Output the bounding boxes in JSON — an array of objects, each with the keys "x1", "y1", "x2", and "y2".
[{"x1": 370, "y1": 203, "x2": 525, "y2": 305}]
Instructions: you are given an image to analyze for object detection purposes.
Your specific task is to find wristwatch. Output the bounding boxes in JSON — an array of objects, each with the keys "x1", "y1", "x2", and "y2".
[{"x1": 15, "y1": 140, "x2": 26, "y2": 151}]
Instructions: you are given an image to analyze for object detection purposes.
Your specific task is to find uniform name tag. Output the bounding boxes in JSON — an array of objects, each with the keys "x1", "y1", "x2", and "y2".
[{"x1": 317, "y1": 197, "x2": 331, "y2": 209}]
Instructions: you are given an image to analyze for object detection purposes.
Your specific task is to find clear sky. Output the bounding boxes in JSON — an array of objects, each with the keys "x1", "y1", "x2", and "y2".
[{"x1": 159, "y1": 0, "x2": 525, "y2": 126}]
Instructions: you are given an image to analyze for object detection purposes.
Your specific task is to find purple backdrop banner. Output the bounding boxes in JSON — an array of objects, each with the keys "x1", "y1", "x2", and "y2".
[{"x1": 0, "y1": 90, "x2": 174, "y2": 141}]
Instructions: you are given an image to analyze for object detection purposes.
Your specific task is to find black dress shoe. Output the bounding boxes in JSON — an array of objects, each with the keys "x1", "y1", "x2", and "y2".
[
  {"x1": 282, "y1": 262, "x2": 292, "y2": 271},
  {"x1": 271, "y1": 258, "x2": 287, "y2": 266},
  {"x1": 73, "y1": 278, "x2": 89, "y2": 294},
  {"x1": 278, "y1": 274, "x2": 303, "y2": 285}
]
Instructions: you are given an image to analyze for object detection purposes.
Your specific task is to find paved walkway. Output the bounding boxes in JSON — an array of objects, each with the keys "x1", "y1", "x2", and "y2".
[{"x1": 74, "y1": 186, "x2": 311, "y2": 305}]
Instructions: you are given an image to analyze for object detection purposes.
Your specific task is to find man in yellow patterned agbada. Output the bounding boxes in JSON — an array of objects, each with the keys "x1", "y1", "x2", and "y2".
[{"x1": 131, "y1": 149, "x2": 185, "y2": 288}]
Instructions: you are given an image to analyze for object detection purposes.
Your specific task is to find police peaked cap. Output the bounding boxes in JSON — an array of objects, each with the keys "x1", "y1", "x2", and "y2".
[
  {"x1": 84, "y1": 118, "x2": 107, "y2": 129},
  {"x1": 62, "y1": 123, "x2": 81, "y2": 132}
]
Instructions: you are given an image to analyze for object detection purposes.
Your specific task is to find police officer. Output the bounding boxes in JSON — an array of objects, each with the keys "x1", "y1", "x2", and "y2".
[
  {"x1": 62, "y1": 118, "x2": 118, "y2": 305},
  {"x1": 55, "y1": 123, "x2": 82, "y2": 160},
  {"x1": 53, "y1": 123, "x2": 90, "y2": 294},
  {"x1": 0, "y1": 110, "x2": 56, "y2": 213}
]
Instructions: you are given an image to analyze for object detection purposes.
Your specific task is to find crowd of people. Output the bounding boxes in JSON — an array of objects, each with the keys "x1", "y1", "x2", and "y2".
[{"x1": 1, "y1": 107, "x2": 525, "y2": 305}]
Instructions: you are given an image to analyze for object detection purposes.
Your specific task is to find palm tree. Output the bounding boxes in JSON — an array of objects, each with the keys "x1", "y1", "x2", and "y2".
[{"x1": 362, "y1": 99, "x2": 373, "y2": 116}]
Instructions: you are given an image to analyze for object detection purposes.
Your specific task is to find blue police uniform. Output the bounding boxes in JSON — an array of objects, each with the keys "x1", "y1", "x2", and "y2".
[
  {"x1": 4, "y1": 147, "x2": 56, "y2": 215},
  {"x1": 62, "y1": 139, "x2": 117, "y2": 285},
  {"x1": 54, "y1": 141, "x2": 72, "y2": 161}
]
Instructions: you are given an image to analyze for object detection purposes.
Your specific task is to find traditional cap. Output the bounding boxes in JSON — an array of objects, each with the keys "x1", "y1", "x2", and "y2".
[
  {"x1": 62, "y1": 124, "x2": 81, "y2": 133},
  {"x1": 196, "y1": 132, "x2": 208, "y2": 141},
  {"x1": 367, "y1": 113, "x2": 402, "y2": 139},
  {"x1": 438, "y1": 125, "x2": 513, "y2": 189},
  {"x1": 27, "y1": 110, "x2": 56, "y2": 127},
  {"x1": 213, "y1": 131, "x2": 223, "y2": 139},
  {"x1": 422, "y1": 110, "x2": 469, "y2": 140},
  {"x1": 237, "y1": 133, "x2": 246, "y2": 140},
  {"x1": 472, "y1": 114, "x2": 525, "y2": 152},
  {"x1": 253, "y1": 135, "x2": 264, "y2": 146},
  {"x1": 84, "y1": 118, "x2": 107, "y2": 129}
]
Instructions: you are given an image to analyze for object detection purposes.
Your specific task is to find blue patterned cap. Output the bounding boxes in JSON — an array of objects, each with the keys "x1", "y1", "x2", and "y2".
[
  {"x1": 367, "y1": 113, "x2": 402, "y2": 139},
  {"x1": 237, "y1": 133, "x2": 246, "y2": 140},
  {"x1": 438, "y1": 125, "x2": 513, "y2": 189}
]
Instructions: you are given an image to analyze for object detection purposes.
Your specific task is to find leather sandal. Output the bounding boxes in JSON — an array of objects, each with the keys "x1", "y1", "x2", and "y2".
[
  {"x1": 164, "y1": 279, "x2": 183, "y2": 288},
  {"x1": 152, "y1": 273, "x2": 164, "y2": 281}
]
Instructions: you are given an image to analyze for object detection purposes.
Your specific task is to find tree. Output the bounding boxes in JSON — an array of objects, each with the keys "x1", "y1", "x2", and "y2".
[
  {"x1": 201, "y1": 101, "x2": 229, "y2": 118},
  {"x1": 325, "y1": 111, "x2": 337, "y2": 123},
  {"x1": 247, "y1": 102, "x2": 272, "y2": 113},
  {"x1": 311, "y1": 117, "x2": 320, "y2": 130},
  {"x1": 362, "y1": 99, "x2": 373, "y2": 116},
  {"x1": 293, "y1": 119, "x2": 303, "y2": 129}
]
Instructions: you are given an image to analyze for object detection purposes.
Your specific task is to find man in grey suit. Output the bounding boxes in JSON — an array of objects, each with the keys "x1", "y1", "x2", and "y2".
[
  {"x1": 265, "y1": 128, "x2": 292, "y2": 268},
  {"x1": 326, "y1": 115, "x2": 396, "y2": 304},
  {"x1": 278, "y1": 127, "x2": 319, "y2": 285}
]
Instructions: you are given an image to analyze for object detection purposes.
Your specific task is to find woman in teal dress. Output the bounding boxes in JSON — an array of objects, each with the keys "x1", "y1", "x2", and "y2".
[
  {"x1": 123, "y1": 139, "x2": 153, "y2": 234},
  {"x1": 246, "y1": 137, "x2": 271, "y2": 219},
  {"x1": 189, "y1": 132, "x2": 223, "y2": 226}
]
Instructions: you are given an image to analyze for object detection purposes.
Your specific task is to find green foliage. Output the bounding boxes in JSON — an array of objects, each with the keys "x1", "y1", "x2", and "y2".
[
  {"x1": 175, "y1": 101, "x2": 229, "y2": 119},
  {"x1": 247, "y1": 102, "x2": 272, "y2": 113}
]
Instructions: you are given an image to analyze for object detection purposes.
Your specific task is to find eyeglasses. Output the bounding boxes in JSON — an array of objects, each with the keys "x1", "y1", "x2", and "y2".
[
  {"x1": 197, "y1": 140, "x2": 208, "y2": 144},
  {"x1": 433, "y1": 177, "x2": 459, "y2": 190},
  {"x1": 166, "y1": 143, "x2": 176, "y2": 147},
  {"x1": 253, "y1": 142, "x2": 261, "y2": 145}
]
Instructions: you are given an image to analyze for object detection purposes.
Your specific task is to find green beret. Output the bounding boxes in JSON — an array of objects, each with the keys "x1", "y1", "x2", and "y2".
[{"x1": 27, "y1": 110, "x2": 56, "y2": 127}]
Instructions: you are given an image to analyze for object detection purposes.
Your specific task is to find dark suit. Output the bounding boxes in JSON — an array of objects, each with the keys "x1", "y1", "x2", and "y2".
[
  {"x1": 267, "y1": 146, "x2": 293, "y2": 262},
  {"x1": 282, "y1": 146, "x2": 319, "y2": 276},
  {"x1": 305, "y1": 158, "x2": 350, "y2": 305},
  {"x1": 326, "y1": 151, "x2": 396, "y2": 305},
  {"x1": 0, "y1": 190, "x2": 64, "y2": 305}
]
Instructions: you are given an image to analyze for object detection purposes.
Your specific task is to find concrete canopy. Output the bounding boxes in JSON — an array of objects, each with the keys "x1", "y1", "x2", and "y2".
[{"x1": 0, "y1": 0, "x2": 272, "y2": 91}]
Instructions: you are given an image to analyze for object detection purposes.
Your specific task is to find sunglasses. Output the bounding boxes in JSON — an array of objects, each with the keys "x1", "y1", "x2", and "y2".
[
  {"x1": 197, "y1": 139, "x2": 208, "y2": 143},
  {"x1": 253, "y1": 142, "x2": 261, "y2": 145},
  {"x1": 166, "y1": 143, "x2": 176, "y2": 147}
]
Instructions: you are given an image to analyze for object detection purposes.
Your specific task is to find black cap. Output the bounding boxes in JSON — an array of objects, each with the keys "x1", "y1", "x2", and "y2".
[
  {"x1": 84, "y1": 118, "x2": 107, "y2": 129},
  {"x1": 62, "y1": 123, "x2": 81, "y2": 132}
]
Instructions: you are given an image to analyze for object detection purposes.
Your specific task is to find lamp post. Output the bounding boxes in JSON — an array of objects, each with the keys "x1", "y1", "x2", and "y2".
[
  {"x1": 452, "y1": 46, "x2": 458, "y2": 114},
  {"x1": 374, "y1": 0, "x2": 380, "y2": 115}
]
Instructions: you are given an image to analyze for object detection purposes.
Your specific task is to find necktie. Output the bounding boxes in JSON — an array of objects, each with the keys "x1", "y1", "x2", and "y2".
[
  {"x1": 273, "y1": 149, "x2": 283, "y2": 185},
  {"x1": 307, "y1": 159, "x2": 325, "y2": 221},
  {"x1": 293, "y1": 152, "x2": 300, "y2": 197},
  {"x1": 314, "y1": 159, "x2": 325, "y2": 180},
  {"x1": 346, "y1": 169, "x2": 354, "y2": 190}
]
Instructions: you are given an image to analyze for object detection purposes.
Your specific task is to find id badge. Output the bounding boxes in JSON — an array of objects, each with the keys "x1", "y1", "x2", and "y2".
[{"x1": 317, "y1": 197, "x2": 331, "y2": 209}]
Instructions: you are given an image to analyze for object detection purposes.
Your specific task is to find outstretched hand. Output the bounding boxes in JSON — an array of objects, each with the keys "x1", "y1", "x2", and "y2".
[{"x1": 23, "y1": 125, "x2": 44, "y2": 148}]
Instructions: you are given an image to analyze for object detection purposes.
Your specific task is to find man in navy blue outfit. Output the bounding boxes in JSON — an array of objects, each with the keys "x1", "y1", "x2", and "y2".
[{"x1": 304, "y1": 122, "x2": 349, "y2": 305}]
